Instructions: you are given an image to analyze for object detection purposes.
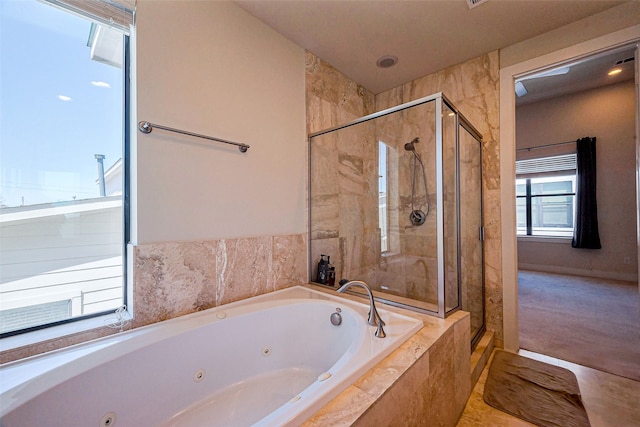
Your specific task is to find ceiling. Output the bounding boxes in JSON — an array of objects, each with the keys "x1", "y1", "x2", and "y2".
[
  {"x1": 514, "y1": 44, "x2": 635, "y2": 106},
  {"x1": 235, "y1": 0, "x2": 627, "y2": 95}
]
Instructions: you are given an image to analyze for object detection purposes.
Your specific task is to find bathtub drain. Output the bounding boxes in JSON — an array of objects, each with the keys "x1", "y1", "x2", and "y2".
[{"x1": 330, "y1": 308, "x2": 342, "y2": 326}]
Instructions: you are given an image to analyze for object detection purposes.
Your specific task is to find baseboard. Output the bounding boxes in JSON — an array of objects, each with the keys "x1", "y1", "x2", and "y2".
[{"x1": 518, "y1": 263, "x2": 637, "y2": 282}]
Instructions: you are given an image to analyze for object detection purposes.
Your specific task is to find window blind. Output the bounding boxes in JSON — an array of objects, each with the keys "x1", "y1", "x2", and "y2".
[
  {"x1": 43, "y1": 0, "x2": 135, "y2": 34},
  {"x1": 516, "y1": 154, "x2": 577, "y2": 178}
]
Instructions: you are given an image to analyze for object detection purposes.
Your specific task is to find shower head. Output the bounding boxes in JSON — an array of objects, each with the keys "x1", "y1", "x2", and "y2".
[{"x1": 404, "y1": 137, "x2": 420, "y2": 151}]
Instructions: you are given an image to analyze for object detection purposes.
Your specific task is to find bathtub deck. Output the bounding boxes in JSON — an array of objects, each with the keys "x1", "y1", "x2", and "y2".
[
  {"x1": 1, "y1": 285, "x2": 424, "y2": 427},
  {"x1": 302, "y1": 284, "x2": 471, "y2": 427}
]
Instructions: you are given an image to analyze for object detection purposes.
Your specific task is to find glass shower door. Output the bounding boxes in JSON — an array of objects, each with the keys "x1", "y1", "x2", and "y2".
[{"x1": 459, "y1": 123, "x2": 485, "y2": 348}]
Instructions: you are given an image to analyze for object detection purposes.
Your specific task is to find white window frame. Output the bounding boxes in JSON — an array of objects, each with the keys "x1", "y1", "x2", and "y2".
[
  {"x1": 516, "y1": 154, "x2": 577, "y2": 239},
  {"x1": 0, "y1": 0, "x2": 132, "y2": 343}
]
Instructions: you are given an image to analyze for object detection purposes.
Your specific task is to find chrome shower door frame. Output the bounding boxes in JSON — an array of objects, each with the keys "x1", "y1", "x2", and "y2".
[{"x1": 308, "y1": 93, "x2": 484, "y2": 324}]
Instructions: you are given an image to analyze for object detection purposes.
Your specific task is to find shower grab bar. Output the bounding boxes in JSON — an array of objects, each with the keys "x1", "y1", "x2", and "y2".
[{"x1": 138, "y1": 121, "x2": 250, "y2": 153}]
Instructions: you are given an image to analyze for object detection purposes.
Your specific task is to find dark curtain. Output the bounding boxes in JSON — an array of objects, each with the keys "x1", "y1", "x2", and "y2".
[{"x1": 572, "y1": 137, "x2": 601, "y2": 249}]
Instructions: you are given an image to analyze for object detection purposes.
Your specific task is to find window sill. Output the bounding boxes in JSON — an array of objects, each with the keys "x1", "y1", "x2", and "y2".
[
  {"x1": 517, "y1": 235, "x2": 573, "y2": 244},
  {"x1": 0, "y1": 311, "x2": 131, "y2": 354}
]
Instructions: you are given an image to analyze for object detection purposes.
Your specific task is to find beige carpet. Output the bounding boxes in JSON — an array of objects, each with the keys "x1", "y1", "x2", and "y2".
[
  {"x1": 519, "y1": 270, "x2": 640, "y2": 381},
  {"x1": 484, "y1": 350, "x2": 590, "y2": 427}
]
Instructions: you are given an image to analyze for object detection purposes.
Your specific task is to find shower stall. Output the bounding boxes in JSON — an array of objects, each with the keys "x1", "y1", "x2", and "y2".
[{"x1": 309, "y1": 92, "x2": 485, "y2": 348}]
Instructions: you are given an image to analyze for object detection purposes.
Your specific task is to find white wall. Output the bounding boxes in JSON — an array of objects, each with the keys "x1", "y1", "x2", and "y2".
[
  {"x1": 134, "y1": 1, "x2": 307, "y2": 244},
  {"x1": 501, "y1": 2, "x2": 640, "y2": 68},
  {"x1": 516, "y1": 81, "x2": 638, "y2": 281}
]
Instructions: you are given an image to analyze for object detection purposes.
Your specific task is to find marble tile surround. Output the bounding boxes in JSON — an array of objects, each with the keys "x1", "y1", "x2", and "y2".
[
  {"x1": 132, "y1": 233, "x2": 308, "y2": 328},
  {"x1": 377, "y1": 52, "x2": 502, "y2": 343},
  {"x1": 303, "y1": 284, "x2": 471, "y2": 427}
]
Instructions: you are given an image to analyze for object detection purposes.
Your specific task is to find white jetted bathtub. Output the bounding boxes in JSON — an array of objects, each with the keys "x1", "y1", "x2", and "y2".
[{"x1": 0, "y1": 285, "x2": 423, "y2": 426}]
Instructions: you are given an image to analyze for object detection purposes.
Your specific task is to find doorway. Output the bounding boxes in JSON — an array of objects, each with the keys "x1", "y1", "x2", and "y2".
[
  {"x1": 513, "y1": 46, "x2": 640, "y2": 380},
  {"x1": 499, "y1": 29, "x2": 640, "y2": 353}
]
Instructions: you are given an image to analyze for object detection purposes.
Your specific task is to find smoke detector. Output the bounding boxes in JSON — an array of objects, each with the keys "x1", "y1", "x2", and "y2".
[{"x1": 467, "y1": 0, "x2": 488, "y2": 9}]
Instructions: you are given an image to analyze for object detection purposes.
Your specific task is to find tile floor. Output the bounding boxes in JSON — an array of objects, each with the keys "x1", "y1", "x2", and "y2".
[{"x1": 457, "y1": 349, "x2": 640, "y2": 427}]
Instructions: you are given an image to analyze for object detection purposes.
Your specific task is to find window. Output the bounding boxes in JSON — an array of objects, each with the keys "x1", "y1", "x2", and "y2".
[
  {"x1": 379, "y1": 141, "x2": 389, "y2": 252},
  {"x1": 516, "y1": 155, "x2": 576, "y2": 237},
  {"x1": 0, "y1": 0, "x2": 130, "y2": 336}
]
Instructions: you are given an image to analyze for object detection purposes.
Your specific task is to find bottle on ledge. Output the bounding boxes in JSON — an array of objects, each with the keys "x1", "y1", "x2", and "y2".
[{"x1": 316, "y1": 254, "x2": 328, "y2": 284}]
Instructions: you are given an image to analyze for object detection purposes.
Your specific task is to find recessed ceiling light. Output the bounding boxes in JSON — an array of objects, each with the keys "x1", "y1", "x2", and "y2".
[
  {"x1": 608, "y1": 68, "x2": 622, "y2": 76},
  {"x1": 376, "y1": 55, "x2": 398, "y2": 68}
]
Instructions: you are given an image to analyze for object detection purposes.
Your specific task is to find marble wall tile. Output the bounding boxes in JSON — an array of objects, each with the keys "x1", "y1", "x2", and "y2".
[
  {"x1": 376, "y1": 51, "x2": 503, "y2": 343},
  {"x1": 308, "y1": 55, "x2": 378, "y2": 289},
  {"x1": 354, "y1": 339, "x2": 430, "y2": 399},
  {"x1": 338, "y1": 152, "x2": 365, "y2": 195},
  {"x1": 337, "y1": 193, "x2": 365, "y2": 237},
  {"x1": 215, "y1": 236, "x2": 271, "y2": 305},
  {"x1": 133, "y1": 233, "x2": 308, "y2": 328},
  {"x1": 310, "y1": 132, "x2": 339, "y2": 197},
  {"x1": 271, "y1": 233, "x2": 308, "y2": 290},
  {"x1": 426, "y1": 328, "x2": 460, "y2": 427},
  {"x1": 481, "y1": 142, "x2": 500, "y2": 193},
  {"x1": 376, "y1": 86, "x2": 405, "y2": 112},
  {"x1": 355, "y1": 354, "x2": 431, "y2": 426},
  {"x1": 483, "y1": 237, "x2": 503, "y2": 339},
  {"x1": 454, "y1": 315, "x2": 472, "y2": 414},
  {"x1": 310, "y1": 194, "x2": 340, "y2": 240},
  {"x1": 402, "y1": 231, "x2": 438, "y2": 257},
  {"x1": 305, "y1": 53, "x2": 341, "y2": 107},
  {"x1": 305, "y1": 52, "x2": 375, "y2": 134},
  {"x1": 133, "y1": 241, "x2": 218, "y2": 327},
  {"x1": 339, "y1": 234, "x2": 367, "y2": 279},
  {"x1": 307, "y1": 95, "x2": 339, "y2": 135}
]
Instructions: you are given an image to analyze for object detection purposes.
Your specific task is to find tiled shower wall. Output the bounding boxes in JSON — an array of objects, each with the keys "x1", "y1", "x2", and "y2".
[
  {"x1": 376, "y1": 107, "x2": 441, "y2": 304},
  {"x1": 307, "y1": 51, "x2": 503, "y2": 344},
  {"x1": 307, "y1": 52, "x2": 378, "y2": 285},
  {"x1": 376, "y1": 52, "x2": 502, "y2": 344}
]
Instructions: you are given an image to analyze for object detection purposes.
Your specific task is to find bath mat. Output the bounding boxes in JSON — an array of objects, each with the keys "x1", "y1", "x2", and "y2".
[{"x1": 483, "y1": 350, "x2": 590, "y2": 427}]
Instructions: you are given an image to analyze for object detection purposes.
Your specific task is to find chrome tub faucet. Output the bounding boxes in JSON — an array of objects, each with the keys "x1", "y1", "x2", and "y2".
[{"x1": 336, "y1": 280, "x2": 386, "y2": 338}]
